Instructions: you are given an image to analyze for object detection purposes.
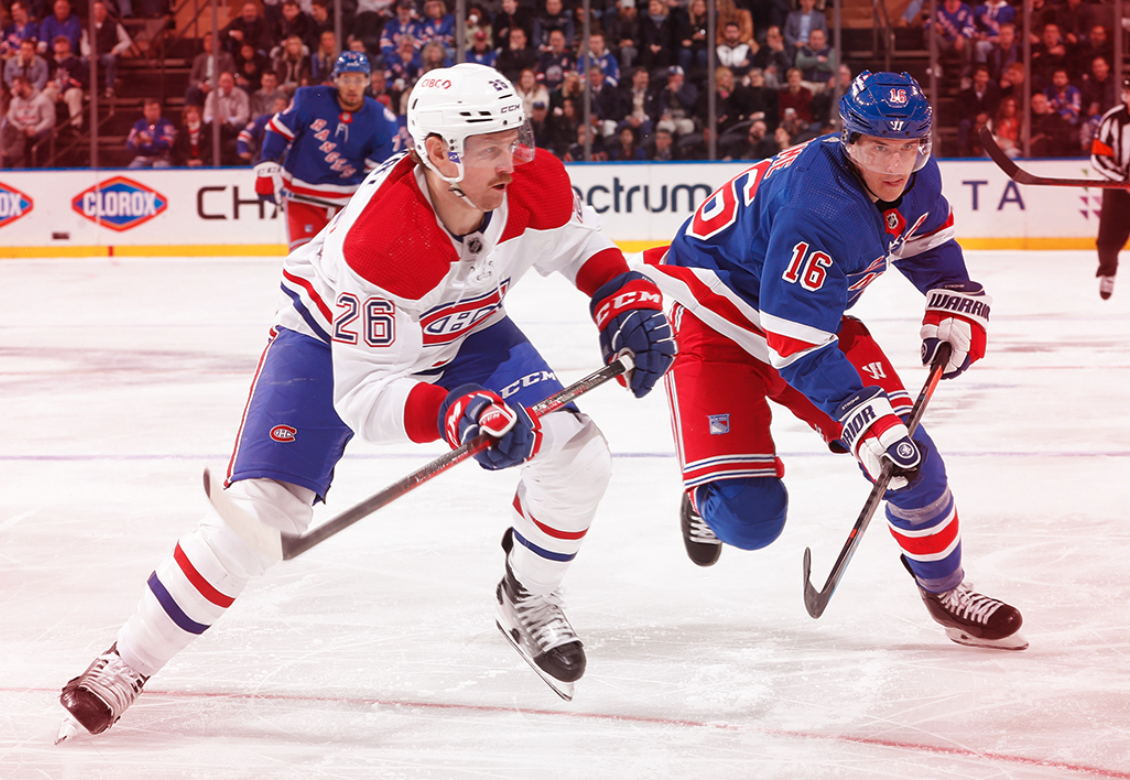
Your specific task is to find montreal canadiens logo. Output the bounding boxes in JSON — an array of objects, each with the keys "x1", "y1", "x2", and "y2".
[
  {"x1": 0, "y1": 180, "x2": 33, "y2": 228},
  {"x1": 270, "y1": 425, "x2": 297, "y2": 442},
  {"x1": 72, "y1": 176, "x2": 168, "y2": 232}
]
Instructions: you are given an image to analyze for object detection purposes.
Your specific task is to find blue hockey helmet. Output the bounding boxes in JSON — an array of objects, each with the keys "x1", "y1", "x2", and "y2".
[
  {"x1": 839, "y1": 70, "x2": 933, "y2": 173},
  {"x1": 333, "y1": 51, "x2": 371, "y2": 78}
]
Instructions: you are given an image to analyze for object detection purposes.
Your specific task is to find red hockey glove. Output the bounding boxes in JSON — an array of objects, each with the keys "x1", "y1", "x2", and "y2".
[
  {"x1": 920, "y1": 281, "x2": 990, "y2": 379},
  {"x1": 438, "y1": 384, "x2": 542, "y2": 471},
  {"x1": 254, "y1": 161, "x2": 283, "y2": 206}
]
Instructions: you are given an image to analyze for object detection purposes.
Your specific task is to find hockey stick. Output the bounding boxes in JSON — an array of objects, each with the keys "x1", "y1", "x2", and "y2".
[
  {"x1": 204, "y1": 353, "x2": 635, "y2": 561},
  {"x1": 801, "y1": 342, "x2": 951, "y2": 619},
  {"x1": 286, "y1": 192, "x2": 346, "y2": 209},
  {"x1": 978, "y1": 126, "x2": 1130, "y2": 189}
]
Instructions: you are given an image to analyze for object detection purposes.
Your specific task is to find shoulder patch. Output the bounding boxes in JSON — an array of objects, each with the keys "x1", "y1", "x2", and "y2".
[
  {"x1": 500, "y1": 149, "x2": 576, "y2": 243},
  {"x1": 342, "y1": 157, "x2": 458, "y2": 299}
]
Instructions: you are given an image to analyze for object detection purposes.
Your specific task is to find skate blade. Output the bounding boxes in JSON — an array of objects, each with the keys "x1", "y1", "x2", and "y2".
[
  {"x1": 55, "y1": 716, "x2": 82, "y2": 745},
  {"x1": 495, "y1": 621, "x2": 575, "y2": 702},
  {"x1": 944, "y1": 626, "x2": 1029, "y2": 651}
]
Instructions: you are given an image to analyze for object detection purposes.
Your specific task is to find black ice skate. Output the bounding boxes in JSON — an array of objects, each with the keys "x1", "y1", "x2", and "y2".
[
  {"x1": 57, "y1": 643, "x2": 149, "y2": 743},
  {"x1": 681, "y1": 492, "x2": 722, "y2": 567},
  {"x1": 496, "y1": 531, "x2": 585, "y2": 701},
  {"x1": 903, "y1": 557, "x2": 1028, "y2": 651}
]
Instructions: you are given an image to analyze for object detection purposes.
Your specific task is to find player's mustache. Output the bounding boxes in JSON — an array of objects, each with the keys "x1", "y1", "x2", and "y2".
[{"x1": 490, "y1": 174, "x2": 513, "y2": 188}]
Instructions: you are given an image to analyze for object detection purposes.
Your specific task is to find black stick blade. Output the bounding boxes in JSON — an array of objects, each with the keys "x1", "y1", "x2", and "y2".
[{"x1": 802, "y1": 547, "x2": 830, "y2": 619}]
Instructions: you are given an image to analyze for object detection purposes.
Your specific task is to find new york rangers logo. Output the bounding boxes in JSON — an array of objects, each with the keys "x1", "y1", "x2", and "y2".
[
  {"x1": 420, "y1": 280, "x2": 510, "y2": 345},
  {"x1": 889, "y1": 88, "x2": 908, "y2": 104},
  {"x1": 708, "y1": 414, "x2": 731, "y2": 435},
  {"x1": 0, "y1": 180, "x2": 33, "y2": 229},
  {"x1": 72, "y1": 176, "x2": 167, "y2": 231}
]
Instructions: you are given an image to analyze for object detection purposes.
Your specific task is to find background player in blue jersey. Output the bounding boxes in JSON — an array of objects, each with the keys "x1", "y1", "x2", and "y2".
[
  {"x1": 639, "y1": 71, "x2": 1026, "y2": 651},
  {"x1": 255, "y1": 50, "x2": 401, "y2": 251}
]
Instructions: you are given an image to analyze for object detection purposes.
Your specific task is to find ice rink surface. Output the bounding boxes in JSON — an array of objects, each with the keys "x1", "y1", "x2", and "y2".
[{"x1": 1, "y1": 249, "x2": 1128, "y2": 780}]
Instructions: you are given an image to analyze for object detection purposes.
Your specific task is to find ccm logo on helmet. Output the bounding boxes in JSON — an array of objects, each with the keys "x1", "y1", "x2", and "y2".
[
  {"x1": 270, "y1": 425, "x2": 297, "y2": 442},
  {"x1": 500, "y1": 104, "x2": 519, "y2": 113},
  {"x1": 418, "y1": 77, "x2": 452, "y2": 89}
]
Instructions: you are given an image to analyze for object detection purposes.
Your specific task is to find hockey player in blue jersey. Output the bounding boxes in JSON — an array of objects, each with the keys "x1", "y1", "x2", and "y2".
[
  {"x1": 255, "y1": 50, "x2": 401, "y2": 250},
  {"x1": 639, "y1": 71, "x2": 1026, "y2": 651}
]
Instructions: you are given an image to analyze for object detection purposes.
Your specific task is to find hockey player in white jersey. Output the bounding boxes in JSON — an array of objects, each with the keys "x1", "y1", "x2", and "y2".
[{"x1": 57, "y1": 63, "x2": 675, "y2": 740}]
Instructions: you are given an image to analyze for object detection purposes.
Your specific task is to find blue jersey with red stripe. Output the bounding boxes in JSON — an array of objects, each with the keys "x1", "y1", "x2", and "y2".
[
  {"x1": 262, "y1": 85, "x2": 401, "y2": 206},
  {"x1": 657, "y1": 134, "x2": 972, "y2": 417}
]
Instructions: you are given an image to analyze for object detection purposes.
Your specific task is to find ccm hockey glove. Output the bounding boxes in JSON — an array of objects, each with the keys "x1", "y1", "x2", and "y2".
[
  {"x1": 589, "y1": 271, "x2": 676, "y2": 398},
  {"x1": 438, "y1": 384, "x2": 542, "y2": 471},
  {"x1": 254, "y1": 161, "x2": 283, "y2": 205},
  {"x1": 835, "y1": 386, "x2": 921, "y2": 490},
  {"x1": 921, "y1": 281, "x2": 990, "y2": 379}
]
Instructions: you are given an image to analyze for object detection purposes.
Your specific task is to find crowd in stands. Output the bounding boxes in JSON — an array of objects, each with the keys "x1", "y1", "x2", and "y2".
[{"x1": 1, "y1": 0, "x2": 1127, "y2": 168}]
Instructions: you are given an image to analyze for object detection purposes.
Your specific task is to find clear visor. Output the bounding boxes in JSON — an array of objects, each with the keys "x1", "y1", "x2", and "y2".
[
  {"x1": 845, "y1": 134, "x2": 932, "y2": 176},
  {"x1": 459, "y1": 122, "x2": 537, "y2": 171}
]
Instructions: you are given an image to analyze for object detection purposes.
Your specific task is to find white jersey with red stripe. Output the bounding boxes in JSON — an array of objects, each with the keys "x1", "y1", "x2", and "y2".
[
  {"x1": 274, "y1": 149, "x2": 625, "y2": 444},
  {"x1": 262, "y1": 85, "x2": 402, "y2": 207},
  {"x1": 638, "y1": 133, "x2": 973, "y2": 418}
]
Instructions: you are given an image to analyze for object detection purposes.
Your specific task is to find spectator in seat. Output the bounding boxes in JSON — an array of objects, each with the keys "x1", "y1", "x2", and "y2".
[
  {"x1": 465, "y1": 29, "x2": 496, "y2": 67},
  {"x1": 81, "y1": 1, "x2": 132, "y2": 99},
  {"x1": 186, "y1": 33, "x2": 236, "y2": 107},
  {"x1": 586, "y1": 63, "x2": 621, "y2": 140},
  {"x1": 564, "y1": 122, "x2": 606, "y2": 161},
  {"x1": 794, "y1": 26, "x2": 835, "y2": 85},
  {"x1": 924, "y1": 0, "x2": 974, "y2": 79},
  {"x1": 492, "y1": 0, "x2": 534, "y2": 53},
  {"x1": 1052, "y1": 0, "x2": 1094, "y2": 49},
  {"x1": 419, "y1": 39, "x2": 451, "y2": 73},
  {"x1": 971, "y1": 0, "x2": 1014, "y2": 63},
  {"x1": 37, "y1": 0, "x2": 80, "y2": 56},
  {"x1": 380, "y1": 0, "x2": 422, "y2": 60},
  {"x1": 385, "y1": 31, "x2": 422, "y2": 99},
  {"x1": 638, "y1": 0, "x2": 680, "y2": 73},
  {"x1": 1029, "y1": 90, "x2": 1072, "y2": 157},
  {"x1": 728, "y1": 118, "x2": 777, "y2": 160},
  {"x1": 309, "y1": 0, "x2": 334, "y2": 41},
  {"x1": 777, "y1": 66, "x2": 814, "y2": 125},
  {"x1": 223, "y1": 1, "x2": 271, "y2": 55},
  {"x1": 607, "y1": 125, "x2": 645, "y2": 160},
  {"x1": 4, "y1": 39, "x2": 49, "y2": 94},
  {"x1": 603, "y1": 0, "x2": 640, "y2": 73},
  {"x1": 419, "y1": 0, "x2": 455, "y2": 57},
  {"x1": 127, "y1": 98, "x2": 176, "y2": 168},
  {"x1": 989, "y1": 94, "x2": 1020, "y2": 156},
  {"x1": 648, "y1": 126, "x2": 675, "y2": 160},
  {"x1": 310, "y1": 30, "x2": 339, "y2": 84},
  {"x1": 1031, "y1": 22, "x2": 1070, "y2": 92},
  {"x1": 656, "y1": 64, "x2": 698, "y2": 138},
  {"x1": 752, "y1": 24, "x2": 791, "y2": 89},
  {"x1": 1042, "y1": 67, "x2": 1081, "y2": 126},
  {"x1": 586, "y1": 32, "x2": 620, "y2": 88},
  {"x1": 717, "y1": 21, "x2": 753, "y2": 78},
  {"x1": 235, "y1": 41, "x2": 271, "y2": 92},
  {"x1": 998, "y1": 60, "x2": 1025, "y2": 103},
  {"x1": 549, "y1": 94, "x2": 579, "y2": 156},
  {"x1": 709, "y1": 65, "x2": 750, "y2": 134},
  {"x1": 716, "y1": 0, "x2": 755, "y2": 48},
  {"x1": 982, "y1": 20, "x2": 1018, "y2": 84},
  {"x1": 204, "y1": 69, "x2": 250, "y2": 136},
  {"x1": 172, "y1": 103, "x2": 215, "y2": 167},
  {"x1": 364, "y1": 67, "x2": 392, "y2": 109},
  {"x1": 528, "y1": 99, "x2": 553, "y2": 149},
  {"x1": 495, "y1": 24, "x2": 537, "y2": 84},
  {"x1": 1080, "y1": 55, "x2": 1117, "y2": 120},
  {"x1": 744, "y1": 67, "x2": 779, "y2": 127},
  {"x1": 2, "y1": 2, "x2": 40, "y2": 62},
  {"x1": 43, "y1": 35, "x2": 84, "y2": 129},
  {"x1": 250, "y1": 69, "x2": 287, "y2": 119},
  {"x1": 1073, "y1": 25, "x2": 1111, "y2": 81},
  {"x1": 956, "y1": 63, "x2": 1000, "y2": 156},
  {"x1": 679, "y1": 0, "x2": 710, "y2": 76},
  {"x1": 515, "y1": 67, "x2": 549, "y2": 119},
  {"x1": 0, "y1": 75, "x2": 54, "y2": 167},
  {"x1": 532, "y1": 0, "x2": 573, "y2": 53},
  {"x1": 784, "y1": 0, "x2": 827, "y2": 50},
  {"x1": 464, "y1": 3, "x2": 492, "y2": 53},
  {"x1": 274, "y1": 0, "x2": 317, "y2": 52},
  {"x1": 536, "y1": 28, "x2": 574, "y2": 92},
  {"x1": 273, "y1": 33, "x2": 312, "y2": 95},
  {"x1": 618, "y1": 65, "x2": 657, "y2": 138}
]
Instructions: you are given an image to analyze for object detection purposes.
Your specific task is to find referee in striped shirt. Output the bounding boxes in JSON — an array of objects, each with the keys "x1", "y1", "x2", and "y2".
[{"x1": 1091, "y1": 78, "x2": 1130, "y2": 300}]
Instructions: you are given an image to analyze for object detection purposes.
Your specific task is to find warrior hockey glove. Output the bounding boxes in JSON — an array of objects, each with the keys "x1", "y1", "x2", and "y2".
[
  {"x1": 254, "y1": 161, "x2": 283, "y2": 206},
  {"x1": 589, "y1": 271, "x2": 676, "y2": 398},
  {"x1": 438, "y1": 384, "x2": 542, "y2": 471},
  {"x1": 835, "y1": 386, "x2": 921, "y2": 490},
  {"x1": 920, "y1": 281, "x2": 991, "y2": 379}
]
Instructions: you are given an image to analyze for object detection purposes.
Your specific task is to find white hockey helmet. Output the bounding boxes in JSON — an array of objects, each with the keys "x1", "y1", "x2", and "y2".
[{"x1": 407, "y1": 63, "x2": 535, "y2": 184}]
